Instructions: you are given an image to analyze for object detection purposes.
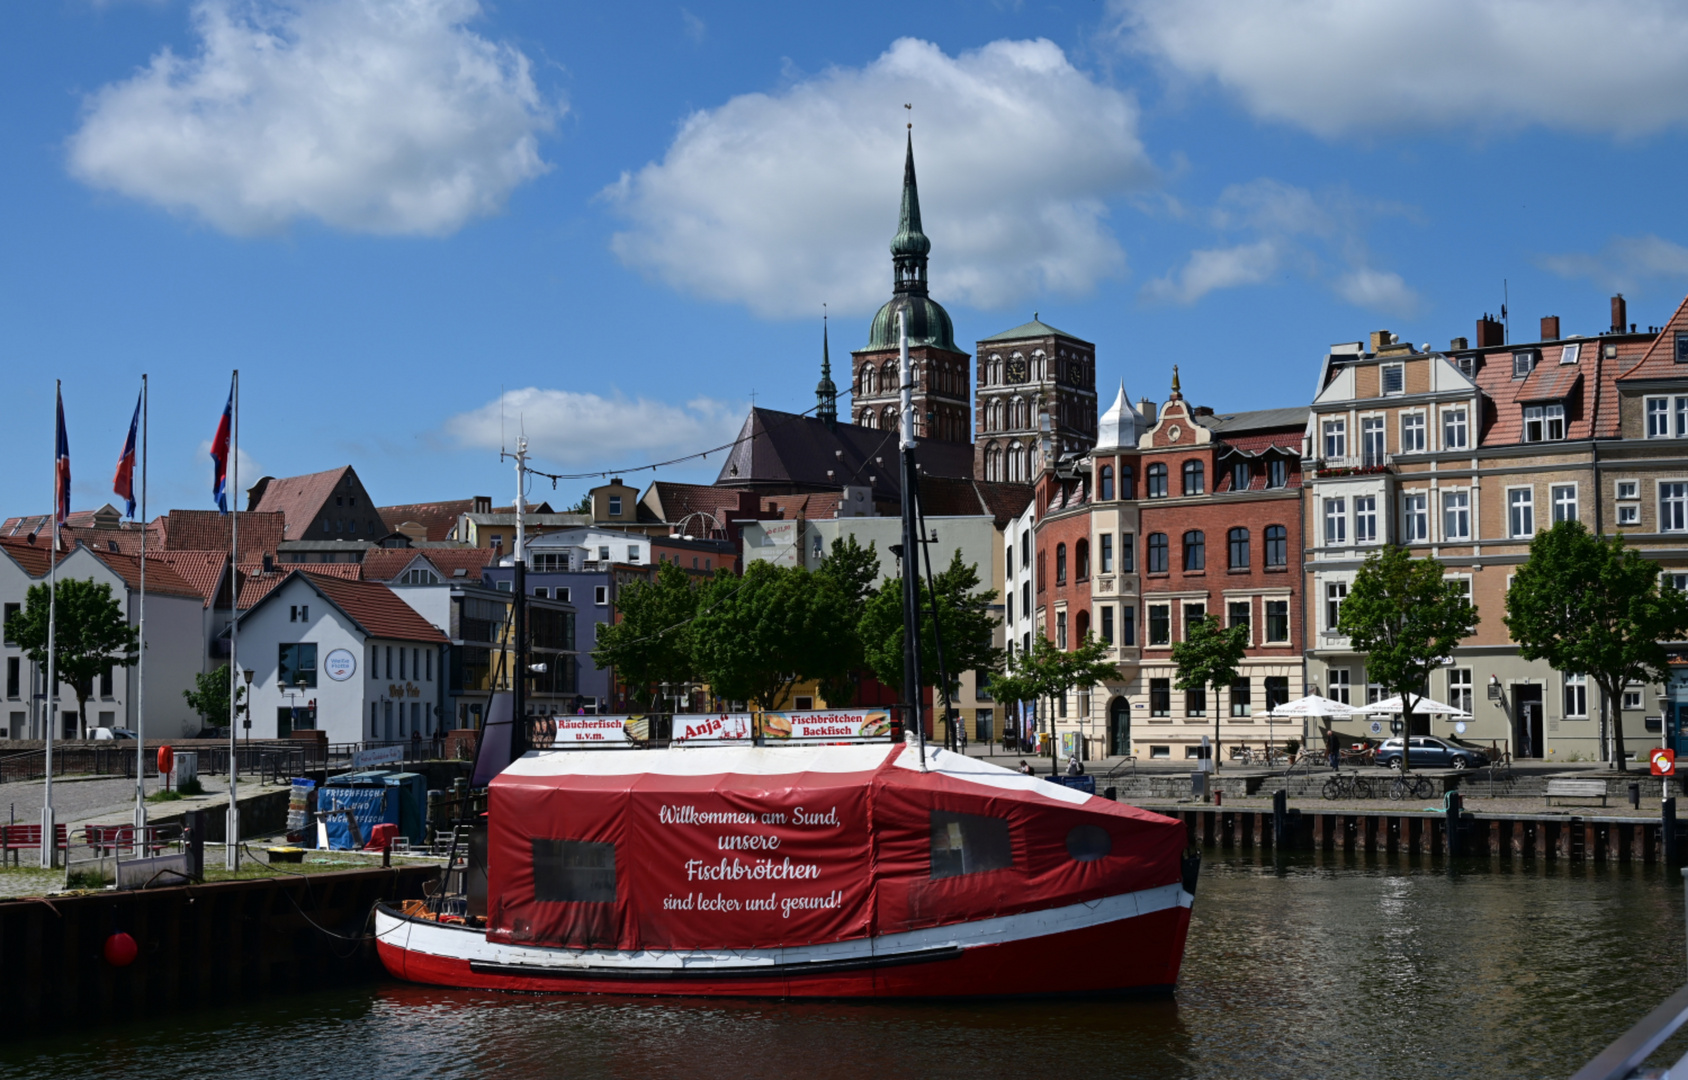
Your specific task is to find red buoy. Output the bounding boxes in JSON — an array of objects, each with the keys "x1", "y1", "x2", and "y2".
[
  {"x1": 156, "y1": 745, "x2": 173, "y2": 777},
  {"x1": 104, "y1": 932, "x2": 138, "y2": 967}
]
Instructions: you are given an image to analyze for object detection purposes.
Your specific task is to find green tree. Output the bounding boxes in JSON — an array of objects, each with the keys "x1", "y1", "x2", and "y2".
[
  {"x1": 692, "y1": 561, "x2": 853, "y2": 710},
  {"x1": 592, "y1": 560, "x2": 701, "y2": 708},
  {"x1": 182, "y1": 663, "x2": 247, "y2": 733},
  {"x1": 6, "y1": 577, "x2": 139, "y2": 739},
  {"x1": 813, "y1": 535, "x2": 879, "y2": 706},
  {"x1": 1505, "y1": 520, "x2": 1688, "y2": 771},
  {"x1": 859, "y1": 550, "x2": 1001, "y2": 698},
  {"x1": 995, "y1": 633, "x2": 1115, "y2": 773},
  {"x1": 567, "y1": 493, "x2": 592, "y2": 514},
  {"x1": 1171, "y1": 614, "x2": 1250, "y2": 772},
  {"x1": 1340, "y1": 545, "x2": 1479, "y2": 772}
]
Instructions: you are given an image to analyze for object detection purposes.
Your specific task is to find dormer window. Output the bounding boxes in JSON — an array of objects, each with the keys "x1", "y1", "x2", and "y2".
[
  {"x1": 1559, "y1": 343, "x2": 1580, "y2": 365},
  {"x1": 1380, "y1": 363, "x2": 1404, "y2": 394},
  {"x1": 1676, "y1": 332, "x2": 1688, "y2": 364},
  {"x1": 1512, "y1": 351, "x2": 1536, "y2": 378},
  {"x1": 1523, "y1": 403, "x2": 1566, "y2": 442}
]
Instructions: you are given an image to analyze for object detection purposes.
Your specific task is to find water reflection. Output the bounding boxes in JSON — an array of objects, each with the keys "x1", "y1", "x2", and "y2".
[{"x1": 2, "y1": 849, "x2": 1685, "y2": 1080}]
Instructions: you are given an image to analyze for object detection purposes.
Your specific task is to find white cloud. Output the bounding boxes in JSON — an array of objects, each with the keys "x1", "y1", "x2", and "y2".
[
  {"x1": 68, "y1": 0, "x2": 555, "y2": 236},
  {"x1": 1112, "y1": 0, "x2": 1688, "y2": 137},
  {"x1": 1143, "y1": 178, "x2": 1418, "y2": 312},
  {"x1": 680, "y1": 8, "x2": 706, "y2": 44},
  {"x1": 605, "y1": 37, "x2": 1153, "y2": 318},
  {"x1": 194, "y1": 440, "x2": 263, "y2": 496},
  {"x1": 445, "y1": 388, "x2": 746, "y2": 468},
  {"x1": 1142, "y1": 240, "x2": 1278, "y2": 304},
  {"x1": 1540, "y1": 234, "x2": 1688, "y2": 292}
]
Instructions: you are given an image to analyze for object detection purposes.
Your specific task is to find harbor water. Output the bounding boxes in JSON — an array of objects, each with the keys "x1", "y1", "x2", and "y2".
[{"x1": 4, "y1": 848, "x2": 1687, "y2": 1080}]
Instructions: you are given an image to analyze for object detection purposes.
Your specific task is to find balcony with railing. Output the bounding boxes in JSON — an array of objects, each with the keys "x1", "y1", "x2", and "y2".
[{"x1": 1311, "y1": 451, "x2": 1394, "y2": 478}]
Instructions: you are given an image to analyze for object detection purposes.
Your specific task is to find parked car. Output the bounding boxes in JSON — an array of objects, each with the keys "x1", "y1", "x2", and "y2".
[
  {"x1": 1377, "y1": 736, "x2": 1487, "y2": 770},
  {"x1": 90, "y1": 727, "x2": 137, "y2": 740}
]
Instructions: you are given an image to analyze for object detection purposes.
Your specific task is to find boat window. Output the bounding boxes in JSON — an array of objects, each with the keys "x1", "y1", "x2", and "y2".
[
  {"x1": 1065, "y1": 824, "x2": 1112, "y2": 863},
  {"x1": 930, "y1": 811, "x2": 1013, "y2": 880},
  {"x1": 531, "y1": 839, "x2": 616, "y2": 903}
]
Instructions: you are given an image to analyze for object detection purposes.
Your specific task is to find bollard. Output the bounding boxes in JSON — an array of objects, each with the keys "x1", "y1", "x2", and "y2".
[
  {"x1": 1272, "y1": 789, "x2": 1288, "y2": 850},
  {"x1": 1632, "y1": 782, "x2": 1642, "y2": 811},
  {"x1": 1666, "y1": 798, "x2": 1679, "y2": 868},
  {"x1": 1446, "y1": 791, "x2": 1464, "y2": 857},
  {"x1": 1214, "y1": 789, "x2": 1223, "y2": 808}
]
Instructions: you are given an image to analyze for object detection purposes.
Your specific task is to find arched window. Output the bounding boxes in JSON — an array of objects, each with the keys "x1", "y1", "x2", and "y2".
[
  {"x1": 1231, "y1": 460, "x2": 1251, "y2": 492},
  {"x1": 1099, "y1": 465, "x2": 1114, "y2": 501},
  {"x1": 1074, "y1": 608, "x2": 1090, "y2": 643},
  {"x1": 1183, "y1": 460, "x2": 1205, "y2": 496},
  {"x1": 882, "y1": 360, "x2": 897, "y2": 390},
  {"x1": 1075, "y1": 538, "x2": 1090, "y2": 581},
  {"x1": 1121, "y1": 466, "x2": 1135, "y2": 500},
  {"x1": 1265, "y1": 525, "x2": 1288, "y2": 568},
  {"x1": 1146, "y1": 463, "x2": 1168, "y2": 498},
  {"x1": 882, "y1": 405, "x2": 897, "y2": 429},
  {"x1": 1055, "y1": 543, "x2": 1068, "y2": 585},
  {"x1": 1228, "y1": 527, "x2": 1250, "y2": 570},
  {"x1": 1146, "y1": 533, "x2": 1169, "y2": 574},
  {"x1": 1183, "y1": 530, "x2": 1205, "y2": 571}
]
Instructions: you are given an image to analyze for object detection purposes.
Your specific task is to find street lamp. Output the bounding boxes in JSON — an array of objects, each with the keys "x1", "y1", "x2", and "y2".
[{"x1": 241, "y1": 667, "x2": 254, "y2": 747}]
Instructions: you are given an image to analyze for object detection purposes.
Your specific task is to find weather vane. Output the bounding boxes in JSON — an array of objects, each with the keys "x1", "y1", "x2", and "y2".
[{"x1": 905, "y1": 102, "x2": 911, "y2": 130}]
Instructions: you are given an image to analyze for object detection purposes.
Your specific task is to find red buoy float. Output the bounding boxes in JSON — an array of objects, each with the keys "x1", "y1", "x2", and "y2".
[
  {"x1": 104, "y1": 932, "x2": 137, "y2": 967},
  {"x1": 156, "y1": 745, "x2": 173, "y2": 777}
]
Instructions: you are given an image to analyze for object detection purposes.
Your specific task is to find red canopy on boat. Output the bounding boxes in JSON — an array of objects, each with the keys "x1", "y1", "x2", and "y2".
[{"x1": 486, "y1": 743, "x2": 1185, "y2": 953}]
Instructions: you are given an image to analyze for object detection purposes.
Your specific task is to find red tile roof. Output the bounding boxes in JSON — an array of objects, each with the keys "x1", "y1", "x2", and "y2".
[
  {"x1": 1619, "y1": 294, "x2": 1688, "y2": 382},
  {"x1": 0, "y1": 536, "x2": 61, "y2": 576},
  {"x1": 249, "y1": 466, "x2": 358, "y2": 540},
  {"x1": 89, "y1": 551, "x2": 205, "y2": 601},
  {"x1": 156, "y1": 510, "x2": 286, "y2": 554},
  {"x1": 246, "y1": 572, "x2": 447, "y2": 643},
  {"x1": 151, "y1": 551, "x2": 230, "y2": 608},
  {"x1": 361, "y1": 547, "x2": 495, "y2": 582},
  {"x1": 378, "y1": 500, "x2": 475, "y2": 542},
  {"x1": 236, "y1": 562, "x2": 361, "y2": 609},
  {"x1": 1472, "y1": 337, "x2": 1642, "y2": 445}
]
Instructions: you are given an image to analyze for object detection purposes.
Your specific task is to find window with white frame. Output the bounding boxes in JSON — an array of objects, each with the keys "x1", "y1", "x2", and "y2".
[
  {"x1": 1619, "y1": 503, "x2": 1641, "y2": 526},
  {"x1": 1551, "y1": 484, "x2": 1578, "y2": 524},
  {"x1": 1563, "y1": 673, "x2": 1588, "y2": 718},
  {"x1": 1623, "y1": 688, "x2": 1644, "y2": 710},
  {"x1": 1381, "y1": 363, "x2": 1405, "y2": 394},
  {"x1": 1361, "y1": 416, "x2": 1386, "y2": 466},
  {"x1": 1523, "y1": 403, "x2": 1566, "y2": 442},
  {"x1": 1447, "y1": 575, "x2": 1473, "y2": 605},
  {"x1": 594, "y1": 585, "x2": 608, "y2": 605},
  {"x1": 1403, "y1": 492, "x2": 1429, "y2": 542},
  {"x1": 1325, "y1": 581, "x2": 1347, "y2": 631},
  {"x1": 1508, "y1": 488, "x2": 1535, "y2": 538},
  {"x1": 1355, "y1": 495, "x2": 1378, "y2": 543},
  {"x1": 1448, "y1": 669, "x2": 1473, "y2": 714},
  {"x1": 1647, "y1": 397, "x2": 1672, "y2": 438},
  {"x1": 1677, "y1": 397, "x2": 1688, "y2": 439},
  {"x1": 1616, "y1": 480, "x2": 1639, "y2": 501},
  {"x1": 1663, "y1": 483, "x2": 1688, "y2": 532},
  {"x1": 1668, "y1": 573, "x2": 1688, "y2": 593},
  {"x1": 1328, "y1": 668, "x2": 1351, "y2": 705},
  {"x1": 1401, "y1": 412, "x2": 1426, "y2": 453},
  {"x1": 1324, "y1": 498, "x2": 1347, "y2": 545},
  {"x1": 1512, "y1": 351, "x2": 1535, "y2": 378},
  {"x1": 1265, "y1": 600, "x2": 1290, "y2": 642},
  {"x1": 1560, "y1": 343, "x2": 1581, "y2": 365},
  {"x1": 1443, "y1": 407, "x2": 1468, "y2": 450},
  {"x1": 1443, "y1": 490, "x2": 1471, "y2": 540},
  {"x1": 1323, "y1": 418, "x2": 1347, "y2": 459}
]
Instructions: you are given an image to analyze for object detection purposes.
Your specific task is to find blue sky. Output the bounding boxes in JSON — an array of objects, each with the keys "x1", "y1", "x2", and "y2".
[{"x1": 7, "y1": 0, "x2": 1688, "y2": 518}]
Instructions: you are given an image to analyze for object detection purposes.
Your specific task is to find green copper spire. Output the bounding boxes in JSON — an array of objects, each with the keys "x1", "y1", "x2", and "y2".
[
  {"x1": 891, "y1": 130, "x2": 930, "y2": 260},
  {"x1": 816, "y1": 309, "x2": 837, "y2": 424}
]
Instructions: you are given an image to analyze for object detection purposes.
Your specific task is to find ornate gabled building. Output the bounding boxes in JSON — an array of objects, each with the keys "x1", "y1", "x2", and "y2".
[
  {"x1": 974, "y1": 316, "x2": 1099, "y2": 483},
  {"x1": 849, "y1": 134, "x2": 972, "y2": 446}
]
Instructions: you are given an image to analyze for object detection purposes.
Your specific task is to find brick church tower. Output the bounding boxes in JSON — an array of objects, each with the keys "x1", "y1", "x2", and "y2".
[{"x1": 849, "y1": 134, "x2": 972, "y2": 445}]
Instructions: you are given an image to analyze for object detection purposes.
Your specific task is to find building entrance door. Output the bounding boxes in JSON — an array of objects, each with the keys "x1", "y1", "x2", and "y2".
[
  {"x1": 1513, "y1": 684, "x2": 1544, "y2": 758},
  {"x1": 1109, "y1": 697, "x2": 1131, "y2": 757}
]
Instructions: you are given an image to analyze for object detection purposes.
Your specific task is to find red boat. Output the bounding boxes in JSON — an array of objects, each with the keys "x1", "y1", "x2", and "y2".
[{"x1": 375, "y1": 741, "x2": 1196, "y2": 998}]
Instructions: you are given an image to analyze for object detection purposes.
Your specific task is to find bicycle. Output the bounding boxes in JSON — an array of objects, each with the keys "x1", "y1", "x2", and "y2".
[
  {"x1": 1321, "y1": 772, "x2": 1375, "y2": 801},
  {"x1": 1387, "y1": 774, "x2": 1434, "y2": 801}
]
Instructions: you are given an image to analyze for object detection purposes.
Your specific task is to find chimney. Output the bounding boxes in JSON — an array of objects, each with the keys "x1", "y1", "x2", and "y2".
[
  {"x1": 1476, "y1": 314, "x2": 1505, "y2": 349},
  {"x1": 1540, "y1": 316, "x2": 1560, "y2": 341},
  {"x1": 472, "y1": 495, "x2": 492, "y2": 514},
  {"x1": 1369, "y1": 330, "x2": 1394, "y2": 353},
  {"x1": 1449, "y1": 336, "x2": 1469, "y2": 351},
  {"x1": 1612, "y1": 294, "x2": 1627, "y2": 334},
  {"x1": 1138, "y1": 398, "x2": 1157, "y2": 425}
]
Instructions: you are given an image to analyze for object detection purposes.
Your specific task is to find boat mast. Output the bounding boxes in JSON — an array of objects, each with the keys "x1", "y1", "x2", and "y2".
[
  {"x1": 897, "y1": 313, "x2": 926, "y2": 768},
  {"x1": 509, "y1": 436, "x2": 530, "y2": 765}
]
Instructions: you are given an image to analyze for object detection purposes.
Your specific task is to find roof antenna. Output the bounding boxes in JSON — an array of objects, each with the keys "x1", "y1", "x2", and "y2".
[{"x1": 500, "y1": 383, "x2": 507, "y2": 456}]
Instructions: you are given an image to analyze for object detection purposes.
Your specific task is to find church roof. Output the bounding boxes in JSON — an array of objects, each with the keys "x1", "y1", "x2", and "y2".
[
  {"x1": 715, "y1": 407, "x2": 975, "y2": 500},
  {"x1": 890, "y1": 132, "x2": 931, "y2": 259},
  {"x1": 979, "y1": 317, "x2": 1089, "y2": 345},
  {"x1": 1095, "y1": 382, "x2": 1145, "y2": 452},
  {"x1": 864, "y1": 294, "x2": 959, "y2": 353}
]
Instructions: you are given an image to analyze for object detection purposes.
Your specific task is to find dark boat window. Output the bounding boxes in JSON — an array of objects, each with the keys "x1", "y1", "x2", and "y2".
[
  {"x1": 531, "y1": 839, "x2": 616, "y2": 902},
  {"x1": 1066, "y1": 824, "x2": 1112, "y2": 862},
  {"x1": 930, "y1": 811, "x2": 1013, "y2": 879}
]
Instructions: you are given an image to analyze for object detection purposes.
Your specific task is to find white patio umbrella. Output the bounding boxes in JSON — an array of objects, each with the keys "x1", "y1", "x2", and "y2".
[
  {"x1": 1356, "y1": 694, "x2": 1472, "y2": 718},
  {"x1": 1264, "y1": 695, "x2": 1359, "y2": 761}
]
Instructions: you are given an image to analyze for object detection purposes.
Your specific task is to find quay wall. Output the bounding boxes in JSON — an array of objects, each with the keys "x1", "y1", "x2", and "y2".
[{"x1": 0, "y1": 865, "x2": 434, "y2": 1031}]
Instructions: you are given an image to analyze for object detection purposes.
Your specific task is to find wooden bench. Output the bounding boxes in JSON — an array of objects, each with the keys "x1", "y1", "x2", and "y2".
[
  {"x1": 1546, "y1": 779, "x2": 1609, "y2": 806},
  {"x1": 0, "y1": 824, "x2": 69, "y2": 866}
]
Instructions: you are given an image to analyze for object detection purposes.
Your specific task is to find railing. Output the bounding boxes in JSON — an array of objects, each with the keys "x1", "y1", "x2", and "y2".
[
  {"x1": 1572, "y1": 867, "x2": 1688, "y2": 1078},
  {"x1": 1313, "y1": 453, "x2": 1393, "y2": 475},
  {"x1": 0, "y1": 747, "x2": 166, "y2": 785}
]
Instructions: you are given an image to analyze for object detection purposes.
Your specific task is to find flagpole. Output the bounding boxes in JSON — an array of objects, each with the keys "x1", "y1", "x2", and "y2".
[
  {"x1": 42, "y1": 383, "x2": 60, "y2": 870},
  {"x1": 135, "y1": 374, "x2": 148, "y2": 833},
  {"x1": 226, "y1": 369, "x2": 239, "y2": 871}
]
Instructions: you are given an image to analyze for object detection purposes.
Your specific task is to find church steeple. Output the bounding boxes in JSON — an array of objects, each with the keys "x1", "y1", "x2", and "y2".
[
  {"x1": 816, "y1": 310, "x2": 837, "y2": 425},
  {"x1": 890, "y1": 130, "x2": 930, "y2": 297}
]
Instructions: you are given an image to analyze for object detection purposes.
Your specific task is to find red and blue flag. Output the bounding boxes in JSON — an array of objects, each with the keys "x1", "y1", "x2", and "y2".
[
  {"x1": 210, "y1": 377, "x2": 232, "y2": 514},
  {"x1": 54, "y1": 387, "x2": 70, "y2": 526},
  {"x1": 113, "y1": 389, "x2": 140, "y2": 519}
]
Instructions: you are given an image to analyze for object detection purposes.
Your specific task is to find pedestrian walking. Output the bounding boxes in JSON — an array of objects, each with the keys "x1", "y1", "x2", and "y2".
[{"x1": 1325, "y1": 727, "x2": 1342, "y2": 771}]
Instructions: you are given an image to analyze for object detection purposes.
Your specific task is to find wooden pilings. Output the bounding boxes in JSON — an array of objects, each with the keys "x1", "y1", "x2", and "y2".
[{"x1": 1174, "y1": 806, "x2": 1674, "y2": 864}]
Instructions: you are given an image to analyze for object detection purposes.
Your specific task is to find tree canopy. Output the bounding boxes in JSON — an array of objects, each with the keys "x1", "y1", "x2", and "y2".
[
  {"x1": 183, "y1": 662, "x2": 246, "y2": 733},
  {"x1": 1339, "y1": 545, "x2": 1478, "y2": 770},
  {"x1": 813, "y1": 535, "x2": 880, "y2": 706},
  {"x1": 6, "y1": 577, "x2": 138, "y2": 738},
  {"x1": 1171, "y1": 613, "x2": 1249, "y2": 767},
  {"x1": 591, "y1": 560, "x2": 702, "y2": 706},
  {"x1": 691, "y1": 560, "x2": 854, "y2": 710},
  {"x1": 1505, "y1": 520, "x2": 1688, "y2": 770},
  {"x1": 993, "y1": 632, "x2": 1116, "y2": 769},
  {"x1": 859, "y1": 549, "x2": 1000, "y2": 694}
]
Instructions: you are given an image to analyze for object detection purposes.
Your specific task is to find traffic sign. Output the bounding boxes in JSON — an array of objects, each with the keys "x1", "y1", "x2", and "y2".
[{"x1": 1651, "y1": 748, "x2": 1676, "y2": 776}]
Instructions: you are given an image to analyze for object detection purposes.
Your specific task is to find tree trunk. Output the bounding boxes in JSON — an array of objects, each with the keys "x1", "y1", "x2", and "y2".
[
  {"x1": 1610, "y1": 682, "x2": 1628, "y2": 771},
  {"x1": 1401, "y1": 697, "x2": 1413, "y2": 774},
  {"x1": 1213, "y1": 683, "x2": 1221, "y2": 774}
]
